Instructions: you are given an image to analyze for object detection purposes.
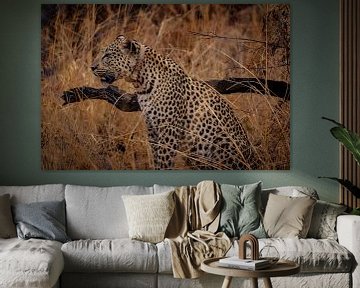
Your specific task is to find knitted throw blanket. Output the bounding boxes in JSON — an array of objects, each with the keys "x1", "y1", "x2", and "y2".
[{"x1": 165, "y1": 181, "x2": 231, "y2": 278}]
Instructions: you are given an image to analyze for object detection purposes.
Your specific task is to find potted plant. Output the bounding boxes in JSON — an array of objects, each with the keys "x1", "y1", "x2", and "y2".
[{"x1": 320, "y1": 117, "x2": 360, "y2": 215}]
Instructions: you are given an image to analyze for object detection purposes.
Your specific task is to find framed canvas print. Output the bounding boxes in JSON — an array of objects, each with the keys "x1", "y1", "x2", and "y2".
[{"x1": 41, "y1": 4, "x2": 290, "y2": 170}]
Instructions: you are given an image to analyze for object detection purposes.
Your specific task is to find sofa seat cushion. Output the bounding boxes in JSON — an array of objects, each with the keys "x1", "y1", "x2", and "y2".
[
  {"x1": 157, "y1": 238, "x2": 354, "y2": 274},
  {"x1": 260, "y1": 238, "x2": 353, "y2": 272},
  {"x1": 62, "y1": 239, "x2": 158, "y2": 273},
  {"x1": 231, "y1": 238, "x2": 353, "y2": 273},
  {"x1": 0, "y1": 238, "x2": 64, "y2": 288},
  {"x1": 259, "y1": 238, "x2": 354, "y2": 273}
]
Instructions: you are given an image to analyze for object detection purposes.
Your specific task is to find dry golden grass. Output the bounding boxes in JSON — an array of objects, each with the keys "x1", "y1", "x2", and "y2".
[{"x1": 41, "y1": 4, "x2": 290, "y2": 170}]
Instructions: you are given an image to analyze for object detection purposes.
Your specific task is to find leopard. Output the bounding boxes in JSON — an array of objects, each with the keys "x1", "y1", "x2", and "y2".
[{"x1": 91, "y1": 35, "x2": 259, "y2": 170}]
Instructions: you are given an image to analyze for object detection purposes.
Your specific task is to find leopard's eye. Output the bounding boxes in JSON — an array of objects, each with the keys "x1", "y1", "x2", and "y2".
[{"x1": 102, "y1": 53, "x2": 111, "y2": 62}]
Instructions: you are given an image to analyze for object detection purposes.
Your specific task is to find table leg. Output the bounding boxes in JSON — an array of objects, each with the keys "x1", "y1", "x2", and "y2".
[
  {"x1": 222, "y1": 276, "x2": 233, "y2": 288},
  {"x1": 251, "y1": 278, "x2": 258, "y2": 288},
  {"x1": 263, "y1": 277, "x2": 273, "y2": 288}
]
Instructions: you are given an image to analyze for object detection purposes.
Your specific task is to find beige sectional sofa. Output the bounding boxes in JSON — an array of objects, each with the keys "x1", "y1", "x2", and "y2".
[{"x1": 0, "y1": 184, "x2": 359, "y2": 288}]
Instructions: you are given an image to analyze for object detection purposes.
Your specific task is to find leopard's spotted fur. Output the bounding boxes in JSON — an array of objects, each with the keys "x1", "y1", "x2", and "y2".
[{"x1": 92, "y1": 35, "x2": 258, "y2": 170}]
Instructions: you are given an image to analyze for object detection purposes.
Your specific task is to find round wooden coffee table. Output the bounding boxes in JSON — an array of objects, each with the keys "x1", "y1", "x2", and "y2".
[{"x1": 201, "y1": 257, "x2": 300, "y2": 288}]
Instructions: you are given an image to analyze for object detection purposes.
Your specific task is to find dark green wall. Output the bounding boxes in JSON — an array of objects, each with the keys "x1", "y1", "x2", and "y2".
[{"x1": 0, "y1": 0, "x2": 340, "y2": 202}]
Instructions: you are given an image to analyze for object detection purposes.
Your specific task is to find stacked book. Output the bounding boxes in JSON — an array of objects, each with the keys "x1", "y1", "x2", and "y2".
[{"x1": 218, "y1": 257, "x2": 271, "y2": 270}]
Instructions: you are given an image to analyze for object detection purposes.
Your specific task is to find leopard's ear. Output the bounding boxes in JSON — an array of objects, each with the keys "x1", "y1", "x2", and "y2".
[
  {"x1": 115, "y1": 35, "x2": 139, "y2": 54},
  {"x1": 116, "y1": 35, "x2": 127, "y2": 43},
  {"x1": 124, "y1": 40, "x2": 139, "y2": 54}
]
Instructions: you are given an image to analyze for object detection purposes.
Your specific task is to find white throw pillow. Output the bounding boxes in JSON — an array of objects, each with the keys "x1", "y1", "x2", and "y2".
[{"x1": 122, "y1": 191, "x2": 175, "y2": 243}]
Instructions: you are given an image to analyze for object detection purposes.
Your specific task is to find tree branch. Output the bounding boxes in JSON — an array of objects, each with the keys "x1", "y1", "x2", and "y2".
[
  {"x1": 207, "y1": 77, "x2": 290, "y2": 99},
  {"x1": 61, "y1": 85, "x2": 140, "y2": 112},
  {"x1": 61, "y1": 78, "x2": 290, "y2": 112}
]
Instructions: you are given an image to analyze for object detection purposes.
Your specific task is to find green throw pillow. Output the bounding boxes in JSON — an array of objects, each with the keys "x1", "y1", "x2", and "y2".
[{"x1": 218, "y1": 182, "x2": 266, "y2": 238}]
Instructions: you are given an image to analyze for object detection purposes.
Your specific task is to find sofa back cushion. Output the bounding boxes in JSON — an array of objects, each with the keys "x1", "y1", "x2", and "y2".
[
  {"x1": 65, "y1": 185, "x2": 153, "y2": 239},
  {"x1": 153, "y1": 184, "x2": 176, "y2": 194},
  {"x1": 0, "y1": 185, "x2": 65, "y2": 204},
  {"x1": 0, "y1": 194, "x2": 17, "y2": 238}
]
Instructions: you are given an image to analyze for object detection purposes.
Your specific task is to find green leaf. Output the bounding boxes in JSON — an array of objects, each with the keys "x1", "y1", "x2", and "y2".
[
  {"x1": 351, "y1": 208, "x2": 360, "y2": 215},
  {"x1": 322, "y1": 116, "x2": 344, "y2": 127},
  {"x1": 319, "y1": 177, "x2": 360, "y2": 198},
  {"x1": 322, "y1": 117, "x2": 360, "y2": 165},
  {"x1": 330, "y1": 127, "x2": 360, "y2": 165}
]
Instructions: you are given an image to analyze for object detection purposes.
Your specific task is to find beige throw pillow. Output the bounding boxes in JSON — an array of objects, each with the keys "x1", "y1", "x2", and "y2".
[
  {"x1": 122, "y1": 191, "x2": 175, "y2": 243},
  {"x1": 263, "y1": 193, "x2": 316, "y2": 238},
  {"x1": 0, "y1": 194, "x2": 17, "y2": 238}
]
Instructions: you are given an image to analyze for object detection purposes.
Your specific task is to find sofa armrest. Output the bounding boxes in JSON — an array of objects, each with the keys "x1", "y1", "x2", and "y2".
[{"x1": 337, "y1": 215, "x2": 360, "y2": 288}]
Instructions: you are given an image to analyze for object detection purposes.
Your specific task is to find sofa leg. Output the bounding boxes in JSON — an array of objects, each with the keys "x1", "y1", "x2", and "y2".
[
  {"x1": 251, "y1": 278, "x2": 258, "y2": 288},
  {"x1": 221, "y1": 276, "x2": 232, "y2": 288},
  {"x1": 263, "y1": 277, "x2": 273, "y2": 288}
]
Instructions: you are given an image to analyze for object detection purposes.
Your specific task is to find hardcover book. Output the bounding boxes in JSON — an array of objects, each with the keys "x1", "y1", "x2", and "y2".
[{"x1": 218, "y1": 257, "x2": 271, "y2": 270}]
